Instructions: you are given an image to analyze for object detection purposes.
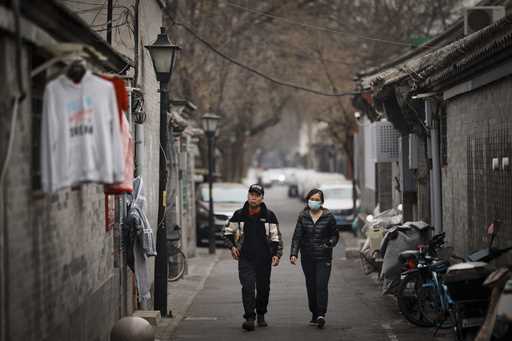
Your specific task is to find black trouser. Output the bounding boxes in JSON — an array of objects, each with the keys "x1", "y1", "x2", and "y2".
[
  {"x1": 301, "y1": 258, "x2": 332, "y2": 318},
  {"x1": 238, "y1": 257, "x2": 272, "y2": 319}
]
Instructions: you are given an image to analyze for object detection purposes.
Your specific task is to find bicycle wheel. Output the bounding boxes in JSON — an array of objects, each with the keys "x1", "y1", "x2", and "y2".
[
  {"x1": 398, "y1": 271, "x2": 435, "y2": 327},
  {"x1": 168, "y1": 248, "x2": 186, "y2": 282},
  {"x1": 417, "y1": 279, "x2": 456, "y2": 329}
]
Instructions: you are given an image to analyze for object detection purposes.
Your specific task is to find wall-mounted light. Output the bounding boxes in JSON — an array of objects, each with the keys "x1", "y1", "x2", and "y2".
[
  {"x1": 492, "y1": 157, "x2": 500, "y2": 171},
  {"x1": 502, "y1": 157, "x2": 510, "y2": 171},
  {"x1": 132, "y1": 96, "x2": 146, "y2": 124}
]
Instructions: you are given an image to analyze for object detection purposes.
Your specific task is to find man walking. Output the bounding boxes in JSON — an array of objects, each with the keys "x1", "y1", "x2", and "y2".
[{"x1": 224, "y1": 184, "x2": 282, "y2": 331}]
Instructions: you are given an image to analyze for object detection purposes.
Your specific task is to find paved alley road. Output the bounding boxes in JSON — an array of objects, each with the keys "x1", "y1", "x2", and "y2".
[{"x1": 171, "y1": 186, "x2": 451, "y2": 341}]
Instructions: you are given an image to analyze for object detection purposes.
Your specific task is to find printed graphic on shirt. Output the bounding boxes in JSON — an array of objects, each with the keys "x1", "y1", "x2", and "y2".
[{"x1": 67, "y1": 97, "x2": 95, "y2": 137}]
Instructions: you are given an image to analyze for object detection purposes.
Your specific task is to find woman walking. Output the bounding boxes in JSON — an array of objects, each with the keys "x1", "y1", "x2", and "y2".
[{"x1": 290, "y1": 188, "x2": 339, "y2": 328}]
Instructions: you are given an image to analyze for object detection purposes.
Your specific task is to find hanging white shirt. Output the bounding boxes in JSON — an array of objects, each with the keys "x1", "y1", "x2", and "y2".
[{"x1": 40, "y1": 71, "x2": 124, "y2": 193}]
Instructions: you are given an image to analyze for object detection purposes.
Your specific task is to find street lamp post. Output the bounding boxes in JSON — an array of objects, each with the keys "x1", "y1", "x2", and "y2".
[
  {"x1": 201, "y1": 113, "x2": 221, "y2": 255},
  {"x1": 145, "y1": 27, "x2": 180, "y2": 317}
]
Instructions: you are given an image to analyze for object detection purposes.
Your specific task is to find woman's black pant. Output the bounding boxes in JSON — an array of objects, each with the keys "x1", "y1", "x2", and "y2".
[
  {"x1": 301, "y1": 258, "x2": 332, "y2": 317},
  {"x1": 238, "y1": 258, "x2": 272, "y2": 319}
]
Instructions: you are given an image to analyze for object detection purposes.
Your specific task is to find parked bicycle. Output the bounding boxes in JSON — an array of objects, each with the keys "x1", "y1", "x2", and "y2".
[
  {"x1": 167, "y1": 224, "x2": 186, "y2": 282},
  {"x1": 397, "y1": 232, "x2": 451, "y2": 328},
  {"x1": 397, "y1": 220, "x2": 512, "y2": 340}
]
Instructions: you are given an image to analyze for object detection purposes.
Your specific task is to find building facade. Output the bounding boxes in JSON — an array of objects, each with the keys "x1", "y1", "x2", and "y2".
[
  {"x1": 0, "y1": 1, "x2": 174, "y2": 340},
  {"x1": 352, "y1": 3, "x2": 512, "y2": 264}
]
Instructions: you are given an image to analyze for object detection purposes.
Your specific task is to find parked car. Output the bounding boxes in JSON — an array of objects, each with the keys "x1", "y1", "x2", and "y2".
[
  {"x1": 319, "y1": 183, "x2": 354, "y2": 231},
  {"x1": 196, "y1": 182, "x2": 247, "y2": 247},
  {"x1": 261, "y1": 168, "x2": 287, "y2": 187}
]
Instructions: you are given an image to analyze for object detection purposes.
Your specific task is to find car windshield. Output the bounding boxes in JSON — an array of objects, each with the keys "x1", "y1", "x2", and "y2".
[
  {"x1": 201, "y1": 186, "x2": 246, "y2": 203},
  {"x1": 323, "y1": 187, "x2": 352, "y2": 200}
]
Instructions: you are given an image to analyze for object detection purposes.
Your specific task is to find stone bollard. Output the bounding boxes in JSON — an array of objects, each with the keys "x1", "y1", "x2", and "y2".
[{"x1": 111, "y1": 316, "x2": 155, "y2": 341}]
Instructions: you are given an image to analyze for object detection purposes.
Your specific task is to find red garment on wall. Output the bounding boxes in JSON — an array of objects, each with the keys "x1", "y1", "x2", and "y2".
[{"x1": 102, "y1": 76, "x2": 134, "y2": 194}]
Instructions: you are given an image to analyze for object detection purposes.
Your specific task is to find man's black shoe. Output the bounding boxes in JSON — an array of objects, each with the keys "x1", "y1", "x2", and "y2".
[
  {"x1": 317, "y1": 316, "x2": 326, "y2": 329},
  {"x1": 309, "y1": 316, "x2": 318, "y2": 326},
  {"x1": 242, "y1": 318, "x2": 255, "y2": 331},
  {"x1": 257, "y1": 314, "x2": 268, "y2": 327}
]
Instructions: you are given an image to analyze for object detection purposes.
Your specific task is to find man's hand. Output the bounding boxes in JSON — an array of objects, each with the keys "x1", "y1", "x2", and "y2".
[
  {"x1": 290, "y1": 256, "x2": 297, "y2": 265},
  {"x1": 231, "y1": 247, "x2": 240, "y2": 260},
  {"x1": 272, "y1": 256, "x2": 280, "y2": 267}
]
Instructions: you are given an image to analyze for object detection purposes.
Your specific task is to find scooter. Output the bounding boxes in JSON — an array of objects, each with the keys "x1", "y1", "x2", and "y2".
[{"x1": 444, "y1": 220, "x2": 512, "y2": 340}]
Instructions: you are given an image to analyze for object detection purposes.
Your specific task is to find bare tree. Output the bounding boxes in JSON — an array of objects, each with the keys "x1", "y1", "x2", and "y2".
[{"x1": 165, "y1": 0, "x2": 461, "y2": 180}]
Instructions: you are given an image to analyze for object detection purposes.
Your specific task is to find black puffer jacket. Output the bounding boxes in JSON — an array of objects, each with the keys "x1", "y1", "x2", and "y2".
[{"x1": 290, "y1": 208, "x2": 339, "y2": 261}]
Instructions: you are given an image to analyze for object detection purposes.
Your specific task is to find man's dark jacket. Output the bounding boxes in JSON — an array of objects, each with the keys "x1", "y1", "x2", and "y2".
[
  {"x1": 290, "y1": 208, "x2": 339, "y2": 260},
  {"x1": 224, "y1": 202, "x2": 283, "y2": 258}
]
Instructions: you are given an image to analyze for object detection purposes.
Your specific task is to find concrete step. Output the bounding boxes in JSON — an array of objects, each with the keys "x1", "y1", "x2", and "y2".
[{"x1": 133, "y1": 310, "x2": 161, "y2": 326}]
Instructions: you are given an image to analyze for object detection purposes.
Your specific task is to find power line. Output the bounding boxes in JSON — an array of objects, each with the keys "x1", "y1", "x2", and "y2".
[
  {"x1": 170, "y1": 18, "x2": 358, "y2": 97},
  {"x1": 91, "y1": 0, "x2": 107, "y2": 25},
  {"x1": 225, "y1": 1, "x2": 420, "y2": 48},
  {"x1": 90, "y1": 8, "x2": 127, "y2": 27},
  {"x1": 62, "y1": 0, "x2": 106, "y2": 5},
  {"x1": 176, "y1": 5, "x2": 357, "y2": 68}
]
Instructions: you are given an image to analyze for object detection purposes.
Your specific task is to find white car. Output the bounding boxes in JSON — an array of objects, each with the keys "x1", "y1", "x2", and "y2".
[
  {"x1": 319, "y1": 183, "x2": 355, "y2": 231},
  {"x1": 261, "y1": 169, "x2": 287, "y2": 187}
]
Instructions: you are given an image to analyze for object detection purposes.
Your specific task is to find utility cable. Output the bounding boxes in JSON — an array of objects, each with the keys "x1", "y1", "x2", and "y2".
[
  {"x1": 170, "y1": 18, "x2": 358, "y2": 97},
  {"x1": 225, "y1": 2, "x2": 422, "y2": 48},
  {"x1": 0, "y1": 98, "x2": 20, "y2": 187},
  {"x1": 2, "y1": 0, "x2": 26, "y2": 187},
  {"x1": 91, "y1": 0, "x2": 107, "y2": 25}
]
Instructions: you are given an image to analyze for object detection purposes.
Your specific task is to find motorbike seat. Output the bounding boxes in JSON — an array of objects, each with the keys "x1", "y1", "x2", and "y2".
[
  {"x1": 429, "y1": 259, "x2": 450, "y2": 273},
  {"x1": 399, "y1": 250, "x2": 420, "y2": 263}
]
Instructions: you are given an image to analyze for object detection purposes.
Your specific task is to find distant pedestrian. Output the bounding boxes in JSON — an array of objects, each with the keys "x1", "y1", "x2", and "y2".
[
  {"x1": 290, "y1": 188, "x2": 339, "y2": 328},
  {"x1": 224, "y1": 184, "x2": 283, "y2": 331}
]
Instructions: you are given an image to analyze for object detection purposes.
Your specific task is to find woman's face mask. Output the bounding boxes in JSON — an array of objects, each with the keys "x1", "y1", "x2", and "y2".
[{"x1": 308, "y1": 200, "x2": 322, "y2": 211}]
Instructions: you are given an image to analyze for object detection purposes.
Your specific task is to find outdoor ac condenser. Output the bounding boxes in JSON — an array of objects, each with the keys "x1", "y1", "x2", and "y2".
[
  {"x1": 464, "y1": 6, "x2": 505, "y2": 35},
  {"x1": 373, "y1": 120, "x2": 400, "y2": 163}
]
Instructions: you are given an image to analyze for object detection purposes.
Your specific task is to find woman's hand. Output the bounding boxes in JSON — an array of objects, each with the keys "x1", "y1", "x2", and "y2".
[
  {"x1": 272, "y1": 256, "x2": 280, "y2": 267},
  {"x1": 231, "y1": 247, "x2": 240, "y2": 260},
  {"x1": 290, "y1": 256, "x2": 297, "y2": 265}
]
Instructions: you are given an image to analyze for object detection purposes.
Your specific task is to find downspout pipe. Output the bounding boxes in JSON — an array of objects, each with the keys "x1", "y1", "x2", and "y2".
[{"x1": 425, "y1": 98, "x2": 443, "y2": 234}]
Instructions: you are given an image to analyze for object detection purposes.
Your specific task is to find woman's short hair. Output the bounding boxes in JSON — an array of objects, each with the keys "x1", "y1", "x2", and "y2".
[{"x1": 305, "y1": 188, "x2": 324, "y2": 203}]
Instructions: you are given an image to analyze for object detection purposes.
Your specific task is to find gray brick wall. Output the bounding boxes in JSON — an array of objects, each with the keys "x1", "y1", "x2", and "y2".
[
  {"x1": 0, "y1": 2, "x2": 166, "y2": 340},
  {"x1": 62, "y1": 0, "x2": 166, "y2": 302},
  {"x1": 135, "y1": 0, "x2": 166, "y2": 283},
  {"x1": 1, "y1": 40, "x2": 118, "y2": 341},
  {"x1": 443, "y1": 75, "x2": 512, "y2": 264}
]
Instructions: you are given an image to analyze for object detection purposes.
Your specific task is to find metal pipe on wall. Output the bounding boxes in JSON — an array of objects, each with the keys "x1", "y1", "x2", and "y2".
[
  {"x1": 106, "y1": 0, "x2": 113, "y2": 44},
  {"x1": 135, "y1": 125, "x2": 144, "y2": 177},
  {"x1": 425, "y1": 98, "x2": 443, "y2": 233}
]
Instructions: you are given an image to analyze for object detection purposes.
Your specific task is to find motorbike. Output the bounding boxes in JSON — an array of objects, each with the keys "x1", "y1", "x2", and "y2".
[
  {"x1": 444, "y1": 220, "x2": 512, "y2": 340},
  {"x1": 397, "y1": 220, "x2": 512, "y2": 340}
]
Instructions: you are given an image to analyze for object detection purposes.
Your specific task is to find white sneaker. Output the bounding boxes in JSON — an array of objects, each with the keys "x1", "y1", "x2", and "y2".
[{"x1": 316, "y1": 316, "x2": 325, "y2": 329}]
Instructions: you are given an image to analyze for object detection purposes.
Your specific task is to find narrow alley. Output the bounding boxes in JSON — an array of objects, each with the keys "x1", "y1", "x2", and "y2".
[
  {"x1": 1, "y1": 2, "x2": 511, "y2": 341},
  {"x1": 163, "y1": 186, "x2": 451, "y2": 341}
]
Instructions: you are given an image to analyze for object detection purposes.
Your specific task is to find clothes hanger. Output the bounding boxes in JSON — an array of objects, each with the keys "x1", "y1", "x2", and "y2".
[
  {"x1": 66, "y1": 58, "x2": 87, "y2": 84},
  {"x1": 30, "y1": 44, "x2": 106, "y2": 79}
]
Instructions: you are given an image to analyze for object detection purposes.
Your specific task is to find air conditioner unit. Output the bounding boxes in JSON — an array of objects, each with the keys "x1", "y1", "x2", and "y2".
[
  {"x1": 464, "y1": 6, "x2": 505, "y2": 35},
  {"x1": 373, "y1": 121, "x2": 400, "y2": 163}
]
